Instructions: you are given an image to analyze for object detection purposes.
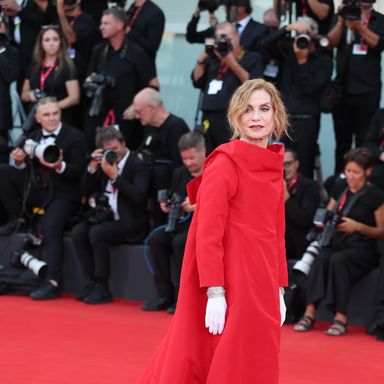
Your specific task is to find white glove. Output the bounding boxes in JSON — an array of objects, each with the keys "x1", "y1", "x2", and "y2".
[
  {"x1": 280, "y1": 289, "x2": 286, "y2": 326},
  {"x1": 205, "y1": 296, "x2": 227, "y2": 335}
]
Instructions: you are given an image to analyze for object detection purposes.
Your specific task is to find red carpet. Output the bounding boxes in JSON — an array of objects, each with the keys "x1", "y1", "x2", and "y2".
[{"x1": 1, "y1": 296, "x2": 383, "y2": 384}]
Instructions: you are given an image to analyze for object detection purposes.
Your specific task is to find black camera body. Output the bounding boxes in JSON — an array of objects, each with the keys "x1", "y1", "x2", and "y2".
[
  {"x1": 83, "y1": 73, "x2": 115, "y2": 117},
  {"x1": 95, "y1": 149, "x2": 118, "y2": 165},
  {"x1": 216, "y1": 34, "x2": 233, "y2": 56},
  {"x1": 158, "y1": 189, "x2": 183, "y2": 233},
  {"x1": 340, "y1": 0, "x2": 362, "y2": 21},
  {"x1": 86, "y1": 192, "x2": 114, "y2": 225},
  {"x1": 198, "y1": 0, "x2": 224, "y2": 13},
  {"x1": 21, "y1": 89, "x2": 47, "y2": 132}
]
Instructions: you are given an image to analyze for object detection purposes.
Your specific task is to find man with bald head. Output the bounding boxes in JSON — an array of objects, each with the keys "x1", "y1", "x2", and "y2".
[{"x1": 133, "y1": 88, "x2": 189, "y2": 226}]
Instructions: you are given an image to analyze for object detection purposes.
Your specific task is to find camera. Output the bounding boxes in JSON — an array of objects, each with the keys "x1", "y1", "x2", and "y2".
[
  {"x1": 21, "y1": 89, "x2": 47, "y2": 132},
  {"x1": 198, "y1": 0, "x2": 225, "y2": 13},
  {"x1": 83, "y1": 73, "x2": 115, "y2": 117},
  {"x1": 293, "y1": 208, "x2": 343, "y2": 275},
  {"x1": 158, "y1": 189, "x2": 184, "y2": 233},
  {"x1": 23, "y1": 138, "x2": 60, "y2": 164},
  {"x1": 294, "y1": 34, "x2": 329, "y2": 50},
  {"x1": 94, "y1": 149, "x2": 118, "y2": 165},
  {"x1": 10, "y1": 233, "x2": 47, "y2": 278},
  {"x1": 339, "y1": 0, "x2": 376, "y2": 21},
  {"x1": 86, "y1": 192, "x2": 114, "y2": 225},
  {"x1": 216, "y1": 34, "x2": 233, "y2": 56}
]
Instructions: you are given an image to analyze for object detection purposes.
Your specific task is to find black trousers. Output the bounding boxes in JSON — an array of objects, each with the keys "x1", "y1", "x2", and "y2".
[
  {"x1": 148, "y1": 227, "x2": 188, "y2": 300},
  {"x1": 202, "y1": 111, "x2": 231, "y2": 154},
  {"x1": 71, "y1": 220, "x2": 133, "y2": 280},
  {"x1": 283, "y1": 116, "x2": 319, "y2": 179},
  {"x1": 332, "y1": 90, "x2": 381, "y2": 173},
  {"x1": 0, "y1": 165, "x2": 78, "y2": 282},
  {"x1": 306, "y1": 244, "x2": 379, "y2": 315}
]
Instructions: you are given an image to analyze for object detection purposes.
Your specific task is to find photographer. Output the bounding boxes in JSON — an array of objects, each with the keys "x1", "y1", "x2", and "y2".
[
  {"x1": 262, "y1": 16, "x2": 332, "y2": 178},
  {"x1": 274, "y1": 0, "x2": 334, "y2": 35},
  {"x1": 56, "y1": 0, "x2": 96, "y2": 84},
  {"x1": 284, "y1": 148, "x2": 320, "y2": 260},
  {"x1": 0, "y1": 0, "x2": 56, "y2": 91},
  {"x1": 125, "y1": 0, "x2": 165, "y2": 76},
  {"x1": 327, "y1": 0, "x2": 384, "y2": 173},
  {"x1": 0, "y1": 97, "x2": 87, "y2": 300},
  {"x1": 192, "y1": 21, "x2": 263, "y2": 151},
  {"x1": 293, "y1": 148, "x2": 384, "y2": 336},
  {"x1": 0, "y1": 17, "x2": 20, "y2": 141},
  {"x1": 71, "y1": 125, "x2": 150, "y2": 304},
  {"x1": 84, "y1": 7, "x2": 157, "y2": 151},
  {"x1": 142, "y1": 131, "x2": 206, "y2": 314},
  {"x1": 132, "y1": 87, "x2": 190, "y2": 226}
]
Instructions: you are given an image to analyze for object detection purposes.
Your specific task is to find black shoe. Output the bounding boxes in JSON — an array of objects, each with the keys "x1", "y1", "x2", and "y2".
[
  {"x1": 142, "y1": 297, "x2": 174, "y2": 311},
  {"x1": 166, "y1": 303, "x2": 176, "y2": 314},
  {"x1": 83, "y1": 284, "x2": 112, "y2": 304},
  {"x1": 0, "y1": 219, "x2": 23, "y2": 236},
  {"x1": 75, "y1": 281, "x2": 95, "y2": 301},
  {"x1": 30, "y1": 282, "x2": 61, "y2": 300}
]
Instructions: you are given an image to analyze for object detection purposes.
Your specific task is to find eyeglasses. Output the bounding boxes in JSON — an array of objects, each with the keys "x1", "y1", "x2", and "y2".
[{"x1": 41, "y1": 25, "x2": 60, "y2": 30}]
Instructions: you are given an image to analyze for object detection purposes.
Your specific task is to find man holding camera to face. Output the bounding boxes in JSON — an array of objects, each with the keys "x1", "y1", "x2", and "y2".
[
  {"x1": 192, "y1": 20, "x2": 263, "y2": 152},
  {"x1": 71, "y1": 125, "x2": 150, "y2": 304},
  {"x1": 0, "y1": 97, "x2": 87, "y2": 300},
  {"x1": 327, "y1": 0, "x2": 384, "y2": 174}
]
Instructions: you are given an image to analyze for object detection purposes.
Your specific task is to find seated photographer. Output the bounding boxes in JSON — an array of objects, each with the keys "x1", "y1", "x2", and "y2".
[
  {"x1": 363, "y1": 108, "x2": 384, "y2": 189},
  {"x1": 71, "y1": 125, "x2": 150, "y2": 304},
  {"x1": 142, "y1": 131, "x2": 206, "y2": 314},
  {"x1": 284, "y1": 148, "x2": 320, "y2": 260},
  {"x1": 293, "y1": 148, "x2": 384, "y2": 336},
  {"x1": 0, "y1": 97, "x2": 87, "y2": 300},
  {"x1": 133, "y1": 87, "x2": 190, "y2": 226},
  {"x1": 192, "y1": 21, "x2": 263, "y2": 152},
  {"x1": 262, "y1": 16, "x2": 332, "y2": 178}
]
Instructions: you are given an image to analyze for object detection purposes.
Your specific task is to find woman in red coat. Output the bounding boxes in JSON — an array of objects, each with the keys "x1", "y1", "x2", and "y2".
[{"x1": 138, "y1": 79, "x2": 289, "y2": 383}]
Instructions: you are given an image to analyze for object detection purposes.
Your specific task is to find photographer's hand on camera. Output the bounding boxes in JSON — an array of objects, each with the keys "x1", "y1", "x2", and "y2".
[
  {"x1": 89, "y1": 148, "x2": 103, "y2": 172},
  {"x1": 180, "y1": 196, "x2": 195, "y2": 213},
  {"x1": 0, "y1": 0, "x2": 21, "y2": 17},
  {"x1": 159, "y1": 201, "x2": 170, "y2": 214},
  {"x1": 100, "y1": 155, "x2": 118, "y2": 181},
  {"x1": 285, "y1": 21, "x2": 312, "y2": 35},
  {"x1": 336, "y1": 216, "x2": 362, "y2": 234},
  {"x1": 11, "y1": 147, "x2": 26, "y2": 167}
]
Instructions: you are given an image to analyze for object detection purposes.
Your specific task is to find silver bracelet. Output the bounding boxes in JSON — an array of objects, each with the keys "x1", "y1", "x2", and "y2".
[{"x1": 207, "y1": 286, "x2": 225, "y2": 299}]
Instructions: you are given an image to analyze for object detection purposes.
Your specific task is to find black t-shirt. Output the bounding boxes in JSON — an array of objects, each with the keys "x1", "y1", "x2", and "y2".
[
  {"x1": 332, "y1": 11, "x2": 384, "y2": 95},
  {"x1": 142, "y1": 114, "x2": 190, "y2": 166},
  {"x1": 331, "y1": 180, "x2": 384, "y2": 245},
  {"x1": 67, "y1": 12, "x2": 97, "y2": 81},
  {"x1": 296, "y1": 0, "x2": 334, "y2": 35},
  {"x1": 28, "y1": 60, "x2": 77, "y2": 101},
  {"x1": 194, "y1": 51, "x2": 263, "y2": 112},
  {"x1": 87, "y1": 39, "x2": 155, "y2": 108}
]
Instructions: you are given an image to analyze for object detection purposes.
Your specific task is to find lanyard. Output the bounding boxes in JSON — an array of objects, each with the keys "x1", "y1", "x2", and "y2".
[
  {"x1": 103, "y1": 109, "x2": 116, "y2": 127},
  {"x1": 360, "y1": 10, "x2": 372, "y2": 45},
  {"x1": 69, "y1": 12, "x2": 81, "y2": 28},
  {"x1": 336, "y1": 191, "x2": 348, "y2": 212},
  {"x1": 216, "y1": 49, "x2": 245, "y2": 80},
  {"x1": 287, "y1": 173, "x2": 298, "y2": 191},
  {"x1": 128, "y1": 1, "x2": 146, "y2": 28},
  {"x1": 40, "y1": 59, "x2": 56, "y2": 91}
]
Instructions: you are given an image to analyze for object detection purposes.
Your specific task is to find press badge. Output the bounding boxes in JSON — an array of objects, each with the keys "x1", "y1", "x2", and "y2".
[
  {"x1": 208, "y1": 79, "x2": 223, "y2": 95},
  {"x1": 67, "y1": 47, "x2": 76, "y2": 59},
  {"x1": 263, "y1": 63, "x2": 279, "y2": 78},
  {"x1": 352, "y1": 44, "x2": 368, "y2": 55}
]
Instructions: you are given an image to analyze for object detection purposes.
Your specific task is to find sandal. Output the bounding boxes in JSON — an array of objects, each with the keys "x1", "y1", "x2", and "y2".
[
  {"x1": 325, "y1": 319, "x2": 348, "y2": 336},
  {"x1": 293, "y1": 315, "x2": 315, "y2": 332}
]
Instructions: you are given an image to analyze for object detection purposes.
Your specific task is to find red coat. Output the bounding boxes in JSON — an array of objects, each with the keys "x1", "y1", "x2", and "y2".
[{"x1": 138, "y1": 140, "x2": 288, "y2": 384}]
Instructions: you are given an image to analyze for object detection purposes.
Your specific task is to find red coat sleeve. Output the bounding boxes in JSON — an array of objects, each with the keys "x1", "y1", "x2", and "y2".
[
  {"x1": 195, "y1": 153, "x2": 238, "y2": 288},
  {"x1": 277, "y1": 180, "x2": 288, "y2": 286}
]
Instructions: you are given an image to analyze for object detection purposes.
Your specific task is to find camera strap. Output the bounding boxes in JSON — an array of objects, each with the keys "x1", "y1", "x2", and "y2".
[
  {"x1": 333, "y1": 183, "x2": 370, "y2": 217},
  {"x1": 127, "y1": 1, "x2": 146, "y2": 28}
]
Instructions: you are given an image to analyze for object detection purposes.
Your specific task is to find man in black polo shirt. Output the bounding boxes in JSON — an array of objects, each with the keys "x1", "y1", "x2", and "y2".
[
  {"x1": 125, "y1": 0, "x2": 165, "y2": 77},
  {"x1": 327, "y1": 1, "x2": 384, "y2": 173},
  {"x1": 192, "y1": 21, "x2": 263, "y2": 152},
  {"x1": 284, "y1": 148, "x2": 320, "y2": 260},
  {"x1": 84, "y1": 7, "x2": 157, "y2": 150}
]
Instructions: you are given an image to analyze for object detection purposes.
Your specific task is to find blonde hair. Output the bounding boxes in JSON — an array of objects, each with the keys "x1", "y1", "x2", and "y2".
[{"x1": 227, "y1": 79, "x2": 288, "y2": 141}]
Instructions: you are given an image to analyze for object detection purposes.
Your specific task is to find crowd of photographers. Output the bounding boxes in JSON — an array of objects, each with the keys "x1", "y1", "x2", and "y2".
[{"x1": 1, "y1": 0, "x2": 384, "y2": 339}]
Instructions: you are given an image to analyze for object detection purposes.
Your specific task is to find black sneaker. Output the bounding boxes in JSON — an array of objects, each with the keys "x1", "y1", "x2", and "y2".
[
  {"x1": 30, "y1": 282, "x2": 61, "y2": 300},
  {"x1": 83, "y1": 284, "x2": 112, "y2": 304},
  {"x1": 141, "y1": 297, "x2": 174, "y2": 311}
]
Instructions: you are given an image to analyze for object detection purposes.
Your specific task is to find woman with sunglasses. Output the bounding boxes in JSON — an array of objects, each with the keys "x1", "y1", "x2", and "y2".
[{"x1": 21, "y1": 25, "x2": 80, "y2": 124}]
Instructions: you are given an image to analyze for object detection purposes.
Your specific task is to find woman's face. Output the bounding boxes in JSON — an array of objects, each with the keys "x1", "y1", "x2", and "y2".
[
  {"x1": 345, "y1": 161, "x2": 368, "y2": 191},
  {"x1": 239, "y1": 89, "x2": 275, "y2": 147},
  {"x1": 41, "y1": 29, "x2": 61, "y2": 57}
]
